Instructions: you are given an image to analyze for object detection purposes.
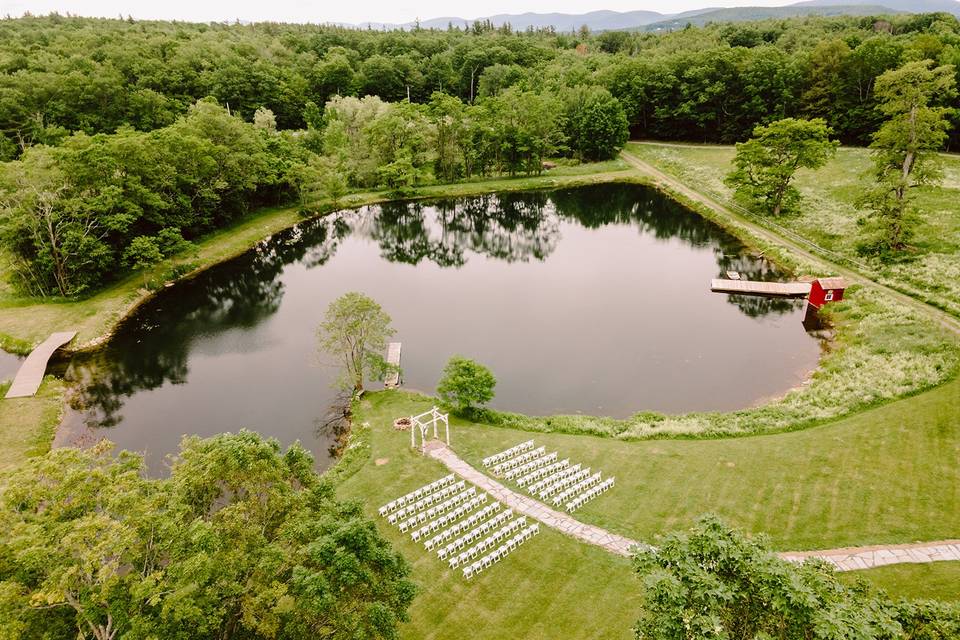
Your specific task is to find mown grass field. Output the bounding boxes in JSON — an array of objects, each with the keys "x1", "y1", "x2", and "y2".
[
  {"x1": 0, "y1": 159, "x2": 633, "y2": 353},
  {"x1": 336, "y1": 382, "x2": 960, "y2": 638},
  {"x1": 626, "y1": 142, "x2": 960, "y2": 318},
  {"x1": 841, "y1": 561, "x2": 960, "y2": 602}
]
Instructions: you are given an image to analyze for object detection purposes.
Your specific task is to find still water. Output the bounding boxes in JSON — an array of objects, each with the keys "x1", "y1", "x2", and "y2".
[
  {"x1": 58, "y1": 184, "x2": 822, "y2": 471},
  {"x1": 0, "y1": 351, "x2": 23, "y2": 383}
]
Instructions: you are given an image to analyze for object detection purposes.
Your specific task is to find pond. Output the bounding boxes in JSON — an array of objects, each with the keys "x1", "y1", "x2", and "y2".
[
  {"x1": 0, "y1": 351, "x2": 23, "y2": 384},
  {"x1": 57, "y1": 184, "x2": 822, "y2": 472}
]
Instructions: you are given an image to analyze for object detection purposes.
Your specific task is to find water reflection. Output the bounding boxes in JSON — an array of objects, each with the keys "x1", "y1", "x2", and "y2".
[{"x1": 60, "y1": 184, "x2": 822, "y2": 472}]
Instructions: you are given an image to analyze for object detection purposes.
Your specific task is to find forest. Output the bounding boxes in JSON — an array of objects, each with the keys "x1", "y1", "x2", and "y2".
[{"x1": 1, "y1": 12, "x2": 959, "y2": 295}]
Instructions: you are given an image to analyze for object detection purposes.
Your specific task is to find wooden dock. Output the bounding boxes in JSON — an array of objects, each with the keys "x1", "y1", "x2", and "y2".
[
  {"x1": 384, "y1": 342, "x2": 402, "y2": 389},
  {"x1": 4, "y1": 331, "x2": 76, "y2": 399},
  {"x1": 711, "y1": 279, "x2": 811, "y2": 298}
]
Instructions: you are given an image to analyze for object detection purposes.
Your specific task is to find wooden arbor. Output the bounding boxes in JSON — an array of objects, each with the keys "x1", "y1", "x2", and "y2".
[{"x1": 411, "y1": 406, "x2": 450, "y2": 451}]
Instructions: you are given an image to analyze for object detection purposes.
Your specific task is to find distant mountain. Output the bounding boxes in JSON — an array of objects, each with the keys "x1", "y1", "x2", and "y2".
[
  {"x1": 414, "y1": 10, "x2": 666, "y2": 31},
  {"x1": 793, "y1": 0, "x2": 960, "y2": 16},
  {"x1": 347, "y1": 0, "x2": 960, "y2": 32},
  {"x1": 642, "y1": 4, "x2": 904, "y2": 32}
]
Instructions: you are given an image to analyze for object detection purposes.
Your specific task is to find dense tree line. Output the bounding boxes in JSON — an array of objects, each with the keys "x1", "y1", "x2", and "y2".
[
  {"x1": 1, "y1": 12, "x2": 958, "y2": 156},
  {"x1": 0, "y1": 88, "x2": 626, "y2": 296},
  {"x1": 2, "y1": 12, "x2": 959, "y2": 295}
]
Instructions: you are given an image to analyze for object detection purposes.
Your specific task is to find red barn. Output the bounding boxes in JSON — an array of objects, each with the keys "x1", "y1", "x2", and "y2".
[{"x1": 808, "y1": 277, "x2": 847, "y2": 309}]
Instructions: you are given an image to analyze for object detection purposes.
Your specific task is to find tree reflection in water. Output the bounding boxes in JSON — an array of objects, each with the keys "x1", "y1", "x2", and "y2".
[{"x1": 63, "y1": 184, "x2": 810, "y2": 433}]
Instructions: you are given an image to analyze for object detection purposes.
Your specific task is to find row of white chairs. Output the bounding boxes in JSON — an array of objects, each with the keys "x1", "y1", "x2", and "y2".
[
  {"x1": 424, "y1": 503, "x2": 502, "y2": 551},
  {"x1": 482, "y1": 440, "x2": 534, "y2": 468},
  {"x1": 491, "y1": 446, "x2": 546, "y2": 476},
  {"x1": 462, "y1": 524, "x2": 540, "y2": 579},
  {"x1": 528, "y1": 463, "x2": 582, "y2": 495},
  {"x1": 379, "y1": 474, "x2": 455, "y2": 516},
  {"x1": 448, "y1": 517, "x2": 528, "y2": 569},
  {"x1": 553, "y1": 473, "x2": 602, "y2": 507},
  {"x1": 503, "y1": 451, "x2": 558, "y2": 481},
  {"x1": 411, "y1": 491, "x2": 486, "y2": 541},
  {"x1": 566, "y1": 477, "x2": 615, "y2": 512},
  {"x1": 537, "y1": 467, "x2": 591, "y2": 500},
  {"x1": 400, "y1": 492, "x2": 486, "y2": 533},
  {"x1": 517, "y1": 460, "x2": 570, "y2": 488},
  {"x1": 437, "y1": 510, "x2": 515, "y2": 560},
  {"x1": 387, "y1": 480, "x2": 467, "y2": 523}
]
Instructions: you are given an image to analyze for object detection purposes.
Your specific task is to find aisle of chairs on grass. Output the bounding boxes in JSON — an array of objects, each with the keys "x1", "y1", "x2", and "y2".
[
  {"x1": 378, "y1": 474, "x2": 540, "y2": 580},
  {"x1": 483, "y1": 441, "x2": 615, "y2": 513}
]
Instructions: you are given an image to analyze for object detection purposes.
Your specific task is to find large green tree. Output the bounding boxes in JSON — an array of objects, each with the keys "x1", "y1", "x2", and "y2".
[
  {"x1": 561, "y1": 86, "x2": 630, "y2": 162},
  {"x1": 317, "y1": 292, "x2": 396, "y2": 393},
  {"x1": 726, "y1": 117, "x2": 838, "y2": 215},
  {"x1": 858, "y1": 60, "x2": 957, "y2": 255},
  {"x1": 0, "y1": 434, "x2": 415, "y2": 640},
  {"x1": 436, "y1": 356, "x2": 497, "y2": 414}
]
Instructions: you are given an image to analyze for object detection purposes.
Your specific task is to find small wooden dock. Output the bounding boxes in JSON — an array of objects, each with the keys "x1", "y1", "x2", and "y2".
[
  {"x1": 384, "y1": 342, "x2": 402, "y2": 389},
  {"x1": 4, "y1": 331, "x2": 76, "y2": 399},
  {"x1": 711, "y1": 279, "x2": 811, "y2": 298}
]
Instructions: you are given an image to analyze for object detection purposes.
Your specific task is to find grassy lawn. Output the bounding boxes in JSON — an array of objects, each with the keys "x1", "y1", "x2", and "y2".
[
  {"x1": 0, "y1": 160, "x2": 636, "y2": 354},
  {"x1": 336, "y1": 393, "x2": 642, "y2": 640},
  {"x1": 840, "y1": 562, "x2": 960, "y2": 602},
  {"x1": 626, "y1": 142, "x2": 960, "y2": 318},
  {"x1": 0, "y1": 377, "x2": 65, "y2": 471},
  {"x1": 336, "y1": 382, "x2": 960, "y2": 637}
]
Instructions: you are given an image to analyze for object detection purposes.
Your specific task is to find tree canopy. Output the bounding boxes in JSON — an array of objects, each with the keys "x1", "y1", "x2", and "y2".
[
  {"x1": 858, "y1": 60, "x2": 958, "y2": 255},
  {"x1": 436, "y1": 356, "x2": 497, "y2": 414},
  {"x1": 634, "y1": 516, "x2": 960, "y2": 640},
  {"x1": 726, "y1": 117, "x2": 838, "y2": 215},
  {"x1": 0, "y1": 433, "x2": 416, "y2": 640},
  {"x1": 317, "y1": 292, "x2": 396, "y2": 393}
]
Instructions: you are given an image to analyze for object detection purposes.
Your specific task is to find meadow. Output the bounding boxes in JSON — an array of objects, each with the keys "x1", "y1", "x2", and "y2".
[
  {"x1": 626, "y1": 143, "x2": 960, "y2": 318},
  {"x1": 334, "y1": 383, "x2": 960, "y2": 638}
]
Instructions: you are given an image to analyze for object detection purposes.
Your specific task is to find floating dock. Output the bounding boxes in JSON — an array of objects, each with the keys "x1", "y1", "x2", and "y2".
[
  {"x1": 385, "y1": 342, "x2": 402, "y2": 389},
  {"x1": 710, "y1": 279, "x2": 811, "y2": 298},
  {"x1": 4, "y1": 331, "x2": 76, "y2": 399}
]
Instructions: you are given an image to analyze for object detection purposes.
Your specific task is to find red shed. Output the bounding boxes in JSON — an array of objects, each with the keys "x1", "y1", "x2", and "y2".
[{"x1": 808, "y1": 277, "x2": 847, "y2": 309}]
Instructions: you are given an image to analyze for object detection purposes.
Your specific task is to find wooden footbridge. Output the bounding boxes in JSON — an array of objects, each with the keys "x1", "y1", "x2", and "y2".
[
  {"x1": 711, "y1": 279, "x2": 812, "y2": 298},
  {"x1": 4, "y1": 331, "x2": 76, "y2": 399}
]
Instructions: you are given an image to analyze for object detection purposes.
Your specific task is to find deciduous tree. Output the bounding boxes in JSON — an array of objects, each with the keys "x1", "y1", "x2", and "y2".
[
  {"x1": 726, "y1": 118, "x2": 838, "y2": 215},
  {"x1": 858, "y1": 60, "x2": 957, "y2": 255},
  {"x1": 436, "y1": 356, "x2": 497, "y2": 414},
  {"x1": 317, "y1": 292, "x2": 396, "y2": 393}
]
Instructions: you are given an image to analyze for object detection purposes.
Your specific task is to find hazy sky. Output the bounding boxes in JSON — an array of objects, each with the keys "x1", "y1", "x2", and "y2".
[{"x1": 1, "y1": 0, "x2": 814, "y2": 26}]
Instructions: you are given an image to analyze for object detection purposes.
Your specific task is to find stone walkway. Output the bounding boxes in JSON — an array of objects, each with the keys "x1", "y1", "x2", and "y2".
[
  {"x1": 426, "y1": 442, "x2": 960, "y2": 571},
  {"x1": 426, "y1": 442, "x2": 646, "y2": 556},
  {"x1": 779, "y1": 541, "x2": 960, "y2": 571}
]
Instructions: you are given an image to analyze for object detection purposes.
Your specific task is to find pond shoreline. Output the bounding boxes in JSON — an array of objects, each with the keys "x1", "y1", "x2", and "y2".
[
  {"x1": 48, "y1": 182, "x2": 830, "y2": 463},
  {"x1": 0, "y1": 168, "x2": 641, "y2": 357},
  {"x1": 14, "y1": 162, "x2": 951, "y2": 462}
]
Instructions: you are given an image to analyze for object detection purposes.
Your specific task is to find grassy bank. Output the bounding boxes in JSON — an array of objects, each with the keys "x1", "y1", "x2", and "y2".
[
  {"x1": 0, "y1": 159, "x2": 633, "y2": 353},
  {"x1": 334, "y1": 385, "x2": 960, "y2": 637},
  {"x1": 626, "y1": 142, "x2": 960, "y2": 318},
  {"x1": 840, "y1": 562, "x2": 960, "y2": 602},
  {"x1": 482, "y1": 284, "x2": 958, "y2": 439},
  {"x1": 0, "y1": 377, "x2": 65, "y2": 470}
]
